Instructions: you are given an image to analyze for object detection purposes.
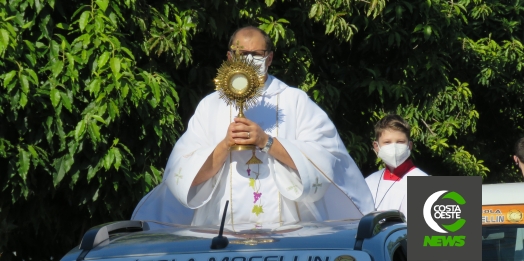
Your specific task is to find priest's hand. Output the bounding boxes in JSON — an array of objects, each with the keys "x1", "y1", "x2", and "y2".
[
  {"x1": 194, "y1": 117, "x2": 296, "y2": 187},
  {"x1": 229, "y1": 117, "x2": 268, "y2": 148},
  {"x1": 229, "y1": 117, "x2": 297, "y2": 171}
]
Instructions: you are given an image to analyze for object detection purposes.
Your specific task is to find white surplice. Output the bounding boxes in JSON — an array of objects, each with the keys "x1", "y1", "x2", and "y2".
[
  {"x1": 132, "y1": 75, "x2": 374, "y2": 227},
  {"x1": 365, "y1": 167, "x2": 428, "y2": 220}
]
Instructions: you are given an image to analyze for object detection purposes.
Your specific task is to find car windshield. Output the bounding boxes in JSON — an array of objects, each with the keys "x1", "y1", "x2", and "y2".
[{"x1": 482, "y1": 225, "x2": 524, "y2": 261}]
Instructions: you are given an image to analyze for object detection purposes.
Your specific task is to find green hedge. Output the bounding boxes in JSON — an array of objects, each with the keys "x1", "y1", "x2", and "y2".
[{"x1": 1, "y1": 0, "x2": 523, "y2": 259}]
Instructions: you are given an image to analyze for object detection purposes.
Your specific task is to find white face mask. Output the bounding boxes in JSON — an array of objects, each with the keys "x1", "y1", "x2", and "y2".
[
  {"x1": 245, "y1": 54, "x2": 268, "y2": 76},
  {"x1": 375, "y1": 143, "x2": 411, "y2": 168}
]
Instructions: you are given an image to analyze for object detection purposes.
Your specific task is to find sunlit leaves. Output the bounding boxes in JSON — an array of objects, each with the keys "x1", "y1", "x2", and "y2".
[
  {"x1": 259, "y1": 17, "x2": 290, "y2": 46},
  {"x1": 445, "y1": 146, "x2": 490, "y2": 177},
  {"x1": 3, "y1": 70, "x2": 16, "y2": 86},
  {"x1": 308, "y1": 1, "x2": 359, "y2": 42},
  {"x1": 79, "y1": 11, "x2": 91, "y2": 32},
  {"x1": 97, "y1": 51, "x2": 110, "y2": 69},
  {"x1": 470, "y1": 3, "x2": 492, "y2": 20},
  {"x1": 95, "y1": 0, "x2": 109, "y2": 12},
  {"x1": 2, "y1": 0, "x2": 183, "y2": 256},
  {"x1": 74, "y1": 120, "x2": 86, "y2": 141},
  {"x1": 144, "y1": 6, "x2": 196, "y2": 67},
  {"x1": 0, "y1": 28, "x2": 10, "y2": 55},
  {"x1": 60, "y1": 90, "x2": 73, "y2": 112},
  {"x1": 109, "y1": 57, "x2": 120, "y2": 76},
  {"x1": 462, "y1": 37, "x2": 524, "y2": 87},
  {"x1": 2, "y1": 0, "x2": 524, "y2": 258},
  {"x1": 87, "y1": 78, "x2": 101, "y2": 95},
  {"x1": 50, "y1": 88, "x2": 61, "y2": 107}
]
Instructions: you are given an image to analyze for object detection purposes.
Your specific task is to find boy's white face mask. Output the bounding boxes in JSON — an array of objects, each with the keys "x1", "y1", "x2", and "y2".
[{"x1": 375, "y1": 142, "x2": 411, "y2": 168}]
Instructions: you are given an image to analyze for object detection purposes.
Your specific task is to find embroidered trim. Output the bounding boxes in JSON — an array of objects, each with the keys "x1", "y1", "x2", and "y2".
[
  {"x1": 294, "y1": 202, "x2": 301, "y2": 221},
  {"x1": 303, "y1": 154, "x2": 365, "y2": 216},
  {"x1": 183, "y1": 151, "x2": 196, "y2": 158},
  {"x1": 249, "y1": 164, "x2": 264, "y2": 216},
  {"x1": 312, "y1": 177, "x2": 322, "y2": 193},
  {"x1": 287, "y1": 184, "x2": 299, "y2": 194},
  {"x1": 228, "y1": 94, "x2": 281, "y2": 226},
  {"x1": 174, "y1": 168, "x2": 183, "y2": 185},
  {"x1": 277, "y1": 93, "x2": 282, "y2": 224},
  {"x1": 229, "y1": 105, "x2": 235, "y2": 231}
]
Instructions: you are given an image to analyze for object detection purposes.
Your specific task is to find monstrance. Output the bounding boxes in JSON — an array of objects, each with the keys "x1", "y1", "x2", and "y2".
[{"x1": 214, "y1": 44, "x2": 265, "y2": 164}]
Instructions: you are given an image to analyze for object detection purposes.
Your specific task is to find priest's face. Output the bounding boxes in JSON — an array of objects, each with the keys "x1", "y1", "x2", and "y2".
[{"x1": 228, "y1": 29, "x2": 273, "y2": 74}]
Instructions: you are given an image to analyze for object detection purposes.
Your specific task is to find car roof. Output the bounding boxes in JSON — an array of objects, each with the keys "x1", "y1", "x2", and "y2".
[
  {"x1": 61, "y1": 211, "x2": 407, "y2": 261},
  {"x1": 82, "y1": 220, "x2": 363, "y2": 258},
  {"x1": 482, "y1": 183, "x2": 524, "y2": 205}
]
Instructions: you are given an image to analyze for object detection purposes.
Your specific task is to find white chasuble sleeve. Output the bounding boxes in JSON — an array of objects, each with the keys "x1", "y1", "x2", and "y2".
[
  {"x1": 164, "y1": 97, "x2": 226, "y2": 209},
  {"x1": 272, "y1": 90, "x2": 375, "y2": 217}
]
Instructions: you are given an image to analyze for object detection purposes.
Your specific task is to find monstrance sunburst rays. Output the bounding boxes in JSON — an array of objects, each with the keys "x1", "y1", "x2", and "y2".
[
  {"x1": 214, "y1": 44, "x2": 265, "y2": 164},
  {"x1": 214, "y1": 49, "x2": 265, "y2": 118}
]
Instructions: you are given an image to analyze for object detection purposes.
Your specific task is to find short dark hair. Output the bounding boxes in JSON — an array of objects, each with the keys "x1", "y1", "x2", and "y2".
[
  {"x1": 514, "y1": 137, "x2": 524, "y2": 161},
  {"x1": 228, "y1": 26, "x2": 273, "y2": 52},
  {"x1": 374, "y1": 114, "x2": 411, "y2": 141}
]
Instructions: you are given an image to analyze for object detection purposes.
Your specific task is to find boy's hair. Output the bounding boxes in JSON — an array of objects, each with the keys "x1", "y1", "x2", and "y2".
[
  {"x1": 374, "y1": 114, "x2": 411, "y2": 141},
  {"x1": 514, "y1": 137, "x2": 524, "y2": 161}
]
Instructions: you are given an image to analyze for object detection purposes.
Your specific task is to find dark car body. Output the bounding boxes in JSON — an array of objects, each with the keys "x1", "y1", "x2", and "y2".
[{"x1": 61, "y1": 211, "x2": 408, "y2": 261}]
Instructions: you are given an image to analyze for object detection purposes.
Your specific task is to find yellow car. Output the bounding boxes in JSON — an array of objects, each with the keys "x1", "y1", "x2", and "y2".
[{"x1": 482, "y1": 183, "x2": 524, "y2": 261}]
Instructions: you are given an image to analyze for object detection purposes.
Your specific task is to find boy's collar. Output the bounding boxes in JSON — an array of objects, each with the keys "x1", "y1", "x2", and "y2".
[{"x1": 383, "y1": 159, "x2": 415, "y2": 181}]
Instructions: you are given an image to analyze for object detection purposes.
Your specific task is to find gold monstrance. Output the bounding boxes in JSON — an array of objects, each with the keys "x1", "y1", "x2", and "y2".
[{"x1": 214, "y1": 44, "x2": 265, "y2": 164}]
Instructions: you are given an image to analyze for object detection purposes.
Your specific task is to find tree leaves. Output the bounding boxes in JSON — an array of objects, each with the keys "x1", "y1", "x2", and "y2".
[
  {"x1": 112, "y1": 147, "x2": 122, "y2": 170},
  {"x1": 2, "y1": 70, "x2": 16, "y2": 87},
  {"x1": 98, "y1": 51, "x2": 110, "y2": 69},
  {"x1": 95, "y1": 0, "x2": 109, "y2": 12},
  {"x1": 2, "y1": 0, "x2": 523, "y2": 258},
  {"x1": 50, "y1": 88, "x2": 61, "y2": 107},
  {"x1": 53, "y1": 152, "x2": 74, "y2": 187},
  {"x1": 17, "y1": 149, "x2": 31, "y2": 180},
  {"x1": 74, "y1": 120, "x2": 86, "y2": 141},
  {"x1": 109, "y1": 57, "x2": 120, "y2": 76},
  {"x1": 79, "y1": 11, "x2": 91, "y2": 32},
  {"x1": 0, "y1": 28, "x2": 10, "y2": 54},
  {"x1": 2, "y1": 0, "x2": 184, "y2": 256},
  {"x1": 60, "y1": 91, "x2": 72, "y2": 112}
]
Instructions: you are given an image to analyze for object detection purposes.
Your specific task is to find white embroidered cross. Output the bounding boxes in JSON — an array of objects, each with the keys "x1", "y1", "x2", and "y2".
[
  {"x1": 287, "y1": 184, "x2": 299, "y2": 194},
  {"x1": 313, "y1": 177, "x2": 322, "y2": 193},
  {"x1": 183, "y1": 151, "x2": 195, "y2": 158},
  {"x1": 174, "y1": 168, "x2": 183, "y2": 185}
]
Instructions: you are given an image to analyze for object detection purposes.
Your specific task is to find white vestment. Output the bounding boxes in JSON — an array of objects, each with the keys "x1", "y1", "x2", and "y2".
[
  {"x1": 365, "y1": 167, "x2": 428, "y2": 220},
  {"x1": 132, "y1": 75, "x2": 374, "y2": 227}
]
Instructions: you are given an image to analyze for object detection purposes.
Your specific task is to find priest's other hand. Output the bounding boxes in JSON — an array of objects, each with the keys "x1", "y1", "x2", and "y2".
[{"x1": 224, "y1": 117, "x2": 268, "y2": 149}]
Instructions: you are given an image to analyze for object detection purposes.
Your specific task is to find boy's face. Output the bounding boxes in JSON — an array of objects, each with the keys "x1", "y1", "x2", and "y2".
[{"x1": 373, "y1": 129, "x2": 412, "y2": 153}]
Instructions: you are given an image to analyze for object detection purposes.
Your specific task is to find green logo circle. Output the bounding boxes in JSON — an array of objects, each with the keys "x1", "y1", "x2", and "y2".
[{"x1": 423, "y1": 190, "x2": 466, "y2": 233}]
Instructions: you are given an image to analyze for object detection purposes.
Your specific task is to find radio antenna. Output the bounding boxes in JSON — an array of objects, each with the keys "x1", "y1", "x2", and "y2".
[{"x1": 210, "y1": 200, "x2": 229, "y2": 249}]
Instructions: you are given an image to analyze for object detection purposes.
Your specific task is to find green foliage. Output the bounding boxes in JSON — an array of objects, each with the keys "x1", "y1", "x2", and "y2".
[
  {"x1": 1, "y1": 0, "x2": 523, "y2": 259},
  {"x1": 1, "y1": 0, "x2": 183, "y2": 258}
]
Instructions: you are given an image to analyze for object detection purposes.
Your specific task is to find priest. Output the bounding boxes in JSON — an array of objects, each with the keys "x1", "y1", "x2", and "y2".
[{"x1": 132, "y1": 26, "x2": 374, "y2": 227}]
